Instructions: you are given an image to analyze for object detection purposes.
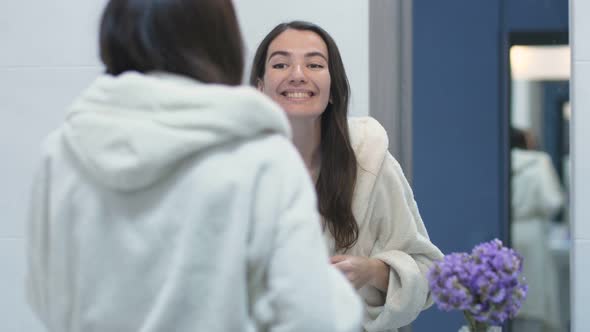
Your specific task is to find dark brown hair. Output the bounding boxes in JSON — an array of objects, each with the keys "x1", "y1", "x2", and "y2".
[
  {"x1": 510, "y1": 127, "x2": 528, "y2": 150},
  {"x1": 99, "y1": 0, "x2": 244, "y2": 85},
  {"x1": 250, "y1": 21, "x2": 359, "y2": 251}
]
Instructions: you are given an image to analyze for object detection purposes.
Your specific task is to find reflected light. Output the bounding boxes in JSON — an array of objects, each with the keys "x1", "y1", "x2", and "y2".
[{"x1": 510, "y1": 45, "x2": 570, "y2": 80}]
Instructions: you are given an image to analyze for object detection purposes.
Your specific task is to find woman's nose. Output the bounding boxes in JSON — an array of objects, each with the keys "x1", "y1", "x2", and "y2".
[{"x1": 288, "y1": 64, "x2": 307, "y2": 83}]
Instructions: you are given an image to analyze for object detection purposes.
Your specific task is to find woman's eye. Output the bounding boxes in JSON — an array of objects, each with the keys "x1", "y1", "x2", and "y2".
[
  {"x1": 309, "y1": 64, "x2": 324, "y2": 69},
  {"x1": 272, "y1": 63, "x2": 287, "y2": 69}
]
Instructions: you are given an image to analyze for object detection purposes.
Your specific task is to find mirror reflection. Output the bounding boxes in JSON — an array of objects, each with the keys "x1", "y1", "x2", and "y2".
[{"x1": 510, "y1": 42, "x2": 570, "y2": 332}]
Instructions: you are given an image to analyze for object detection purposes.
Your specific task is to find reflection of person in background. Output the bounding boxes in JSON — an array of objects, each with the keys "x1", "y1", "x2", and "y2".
[
  {"x1": 511, "y1": 127, "x2": 565, "y2": 332},
  {"x1": 250, "y1": 21, "x2": 443, "y2": 332},
  {"x1": 25, "y1": 2, "x2": 364, "y2": 331}
]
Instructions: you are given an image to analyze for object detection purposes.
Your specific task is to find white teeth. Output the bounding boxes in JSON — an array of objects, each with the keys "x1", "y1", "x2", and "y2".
[{"x1": 285, "y1": 92, "x2": 310, "y2": 99}]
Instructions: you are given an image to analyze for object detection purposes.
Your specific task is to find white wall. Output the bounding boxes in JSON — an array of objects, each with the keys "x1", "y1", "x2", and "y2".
[
  {"x1": 570, "y1": 0, "x2": 590, "y2": 331},
  {"x1": 0, "y1": 1, "x2": 369, "y2": 330}
]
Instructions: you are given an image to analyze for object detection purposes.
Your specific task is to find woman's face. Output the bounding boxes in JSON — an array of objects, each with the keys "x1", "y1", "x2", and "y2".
[{"x1": 258, "y1": 29, "x2": 332, "y2": 119}]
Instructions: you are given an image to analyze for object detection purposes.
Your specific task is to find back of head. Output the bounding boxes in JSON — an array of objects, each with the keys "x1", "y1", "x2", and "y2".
[
  {"x1": 61, "y1": 0, "x2": 292, "y2": 192},
  {"x1": 511, "y1": 127, "x2": 528, "y2": 150},
  {"x1": 100, "y1": 0, "x2": 244, "y2": 85}
]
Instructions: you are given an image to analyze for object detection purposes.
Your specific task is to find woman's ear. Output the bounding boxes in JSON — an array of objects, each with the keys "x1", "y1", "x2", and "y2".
[{"x1": 256, "y1": 78, "x2": 264, "y2": 92}]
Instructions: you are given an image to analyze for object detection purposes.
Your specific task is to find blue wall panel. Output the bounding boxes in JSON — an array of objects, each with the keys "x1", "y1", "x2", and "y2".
[
  {"x1": 505, "y1": 0, "x2": 568, "y2": 31},
  {"x1": 412, "y1": 1, "x2": 503, "y2": 330}
]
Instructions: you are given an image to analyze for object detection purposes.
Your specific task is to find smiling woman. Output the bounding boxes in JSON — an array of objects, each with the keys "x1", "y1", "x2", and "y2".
[
  {"x1": 250, "y1": 21, "x2": 361, "y2": 253},
  {"x1": 250, "y1": 21, "x2": 444, "y2": 332},
  {"x1": 258, "y1": 29, "x2": 332, "y2": 118}
]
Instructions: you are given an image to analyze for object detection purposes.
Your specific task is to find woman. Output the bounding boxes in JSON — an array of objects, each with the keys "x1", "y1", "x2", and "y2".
[
  {"x1": 25, "y1": 3, "x2": 362, "y2": 332},
  {"x1": 510, "y1": 128, "x2": 565, "y2": 331},
  {"x1": 250, "y1": 21, "x2": 443, "y2": 332}
]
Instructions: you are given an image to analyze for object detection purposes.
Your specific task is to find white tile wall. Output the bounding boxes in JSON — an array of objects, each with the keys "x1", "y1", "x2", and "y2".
[
  {"x1": 572, "y1": 0, "x2": 590, "y2": 62},
  {"x1": 0, "y1": 0, "x2": 106, "y2": 329},
  {"x1": 0, "y1": 67, "x2": 101, "y2": 238},
  {"x1": 572, "y1": 0, "x2": 590, "y2": 330},
  {"x1": 571, "y1": 61, "x2": 590, "y2": 240},
  {"x1": 0, "y1": 1, "x2": 107, "y2": 67},
  {"x1": 0, "y1": 238, "x2": 44, "y2": 332}
]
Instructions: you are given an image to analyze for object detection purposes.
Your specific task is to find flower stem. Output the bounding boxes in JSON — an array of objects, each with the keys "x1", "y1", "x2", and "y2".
[{"x1": 463, "y1": 311, "x2": 489, "y2": 332}]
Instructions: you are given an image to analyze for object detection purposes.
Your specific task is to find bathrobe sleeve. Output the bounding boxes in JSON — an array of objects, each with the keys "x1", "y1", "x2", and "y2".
[{"x1": 363, "y1": 153, "x2": 443, "y2": 331}]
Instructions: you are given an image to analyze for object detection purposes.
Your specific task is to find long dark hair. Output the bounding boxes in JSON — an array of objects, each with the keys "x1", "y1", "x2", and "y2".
[
  {"x1": 99, "y1": 0, "x2": 244, "y2": 85},
  {"x1": 250, "y1": 21, "x2": 358, "y2": 251}
]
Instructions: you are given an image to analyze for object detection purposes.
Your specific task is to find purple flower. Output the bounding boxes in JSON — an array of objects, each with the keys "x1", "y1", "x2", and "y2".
[{"x1": 428, "y1": 239, "x2": 528, "y2": 327}]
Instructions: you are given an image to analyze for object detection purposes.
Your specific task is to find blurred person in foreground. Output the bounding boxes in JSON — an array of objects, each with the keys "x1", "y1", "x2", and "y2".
[{"x1": 25, "y1": 1, "x2": 362, "y2": 331}]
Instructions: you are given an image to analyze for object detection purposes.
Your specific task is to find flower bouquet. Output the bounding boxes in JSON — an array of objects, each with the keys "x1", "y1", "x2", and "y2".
[{"x1": 428, "y1": 239, "x2": 528, "y2": 332}]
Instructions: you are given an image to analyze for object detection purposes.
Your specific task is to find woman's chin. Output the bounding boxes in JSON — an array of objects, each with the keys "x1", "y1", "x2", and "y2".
[{"x1": 283, "y1": 108, "x2": 325, "y2": 119}]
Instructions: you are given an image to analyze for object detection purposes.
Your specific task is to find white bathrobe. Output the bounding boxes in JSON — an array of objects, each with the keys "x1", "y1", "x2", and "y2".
[
  {"x1": 511, "y1": 148, "x2": 565, "y2": 329},
  {"x1": 323, "y1": 117, "x2": 444, "y2": 332},
  {"x1": 26, "y1": 71, "x2": 363, "y2": 332}
]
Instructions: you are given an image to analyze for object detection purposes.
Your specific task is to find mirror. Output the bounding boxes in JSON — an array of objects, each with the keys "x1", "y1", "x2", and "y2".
[{"x1": 509, "y1": 35, "x2": 570, "y2": 332}]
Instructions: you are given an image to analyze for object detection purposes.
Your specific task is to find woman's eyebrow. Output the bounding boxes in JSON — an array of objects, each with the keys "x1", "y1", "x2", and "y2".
[
  {"x1": 268, "y1": 50, "x2": 291, "y2": 61},
  {"x1": 304, "y1": 51, "x2": 328, "y2": 61},
  {"x1": 268, "y1": 50, "x2": 328, "y2": 62}
]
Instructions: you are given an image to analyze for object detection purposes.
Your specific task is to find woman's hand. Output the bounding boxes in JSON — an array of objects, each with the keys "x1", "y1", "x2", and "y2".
[{"x1": 331, "y1": 255, "x2": 390, "y2": 291}]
